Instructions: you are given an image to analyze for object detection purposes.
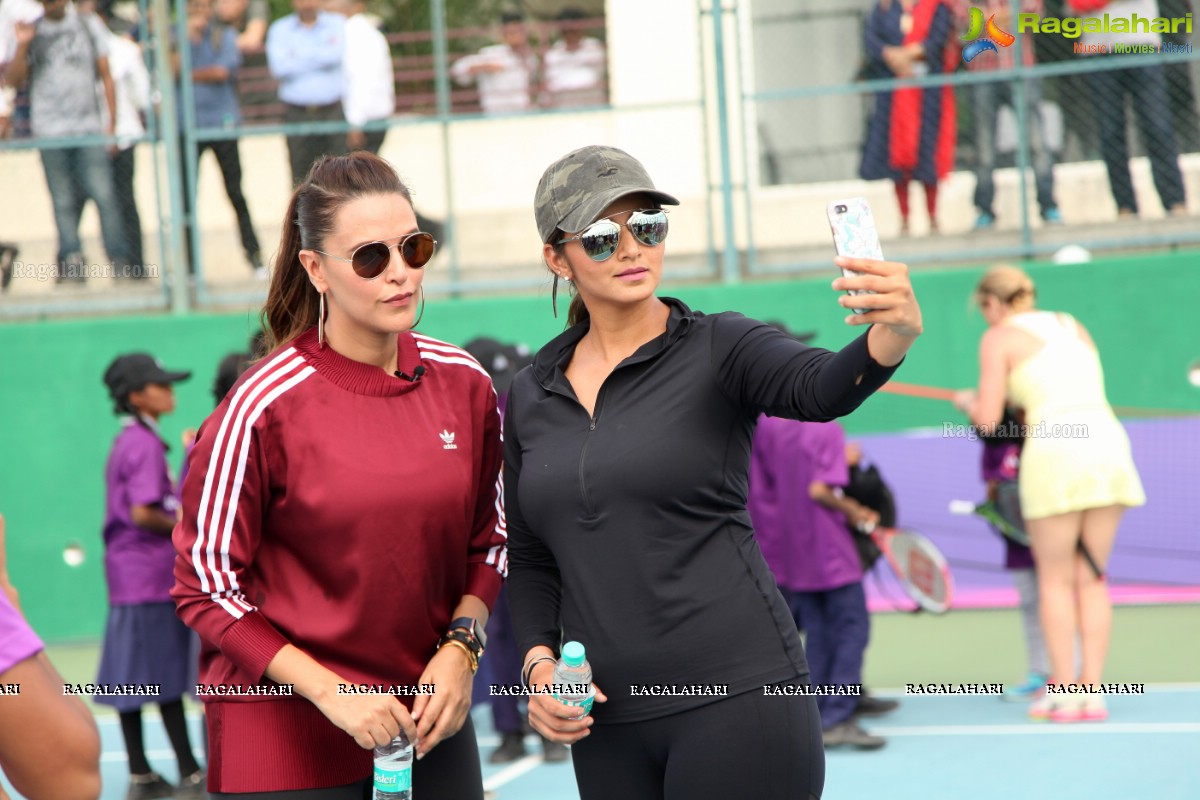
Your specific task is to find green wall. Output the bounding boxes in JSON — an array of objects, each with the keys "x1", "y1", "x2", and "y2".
[{"x1": 1, "y1": 252, "x2": 1196, "y2": 642}]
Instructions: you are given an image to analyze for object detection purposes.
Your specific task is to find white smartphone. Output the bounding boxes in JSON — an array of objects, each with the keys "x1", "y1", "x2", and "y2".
[{"x1": 827, "y1": 198, "x2": 882, "y2": 315}]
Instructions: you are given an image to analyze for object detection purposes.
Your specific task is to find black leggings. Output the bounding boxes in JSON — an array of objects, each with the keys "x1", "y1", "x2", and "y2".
[
  {"x1": 571, "y1": 680, "x2": 824, "y2": 800},
  {"x1": 211, "y1": 716, "x2": 483, "y2": 800}
]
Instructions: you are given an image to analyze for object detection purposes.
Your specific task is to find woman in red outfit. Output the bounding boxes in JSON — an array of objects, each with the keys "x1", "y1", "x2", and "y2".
[
  {"x1": 859, "y1": 0, "x2": 957, "y2": 234},
  {"x1": 172, "y1": 152, "x2": 506, "y2": 799}
]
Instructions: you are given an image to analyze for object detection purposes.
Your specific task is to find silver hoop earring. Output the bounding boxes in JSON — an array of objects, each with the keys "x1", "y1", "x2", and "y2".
[{"x1": 318, "y1": 291, "x2": 326, "y2": 348}]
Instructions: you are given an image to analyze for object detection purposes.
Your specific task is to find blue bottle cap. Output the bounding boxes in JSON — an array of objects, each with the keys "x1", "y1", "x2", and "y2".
[{"x1": 561, "y1": 641, "x2": 586, "y2": 667}]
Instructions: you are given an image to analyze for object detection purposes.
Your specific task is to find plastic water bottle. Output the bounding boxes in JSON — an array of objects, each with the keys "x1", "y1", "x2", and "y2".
[
  {"x1": 373, "y1": 732, "x2": 413, "y2": 799},
  {"x1": 552, "y1": 641, "x2": 595, "y2": 715}
]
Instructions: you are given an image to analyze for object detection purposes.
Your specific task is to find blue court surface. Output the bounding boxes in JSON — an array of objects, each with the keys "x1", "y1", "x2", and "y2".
[{"x1": 4, "y1": 685, "x2": 1198, "y2": 799}]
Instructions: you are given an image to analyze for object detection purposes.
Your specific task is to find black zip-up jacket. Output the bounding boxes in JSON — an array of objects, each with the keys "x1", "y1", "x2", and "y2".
[{"x1": 504, "y1": 298, "x2": 901, "y2": 723}]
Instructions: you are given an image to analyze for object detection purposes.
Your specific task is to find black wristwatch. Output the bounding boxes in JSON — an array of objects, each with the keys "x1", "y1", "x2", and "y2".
[{"x1": 442, "y1": 616, "x2": 487, "y2": 662}]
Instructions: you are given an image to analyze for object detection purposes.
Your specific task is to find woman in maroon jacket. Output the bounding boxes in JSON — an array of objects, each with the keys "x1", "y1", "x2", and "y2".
[{"x1": 172, "y1": 152, "x2": 506, "y2": 799}]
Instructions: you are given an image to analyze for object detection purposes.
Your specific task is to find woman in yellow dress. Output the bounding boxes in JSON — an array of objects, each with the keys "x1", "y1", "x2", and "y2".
[{"x1": 954, "y1": 266, "x2": 1145, "y2": 723}]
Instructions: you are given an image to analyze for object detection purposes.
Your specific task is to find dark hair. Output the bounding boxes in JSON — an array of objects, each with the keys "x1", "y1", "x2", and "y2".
[
  {"x1": 549, "y1": 237, "x2": 590, "y2": 328},
  {"x1": 500, "y1": 11, "x2": 524, "y2": 24},
  {"x1": 249, "y1": 329, "x2": 268, "y2": 359},
  {"x1": 261, "y1": 152, "x2": 413, "y2": 351},
  {"x1": 112, "y1": 392, "x2": 139, "y2": 416},
  {"x1": 557, "y1": 7, "x2": 586, "y2": 21},
  {"x1": 213, "y1": 352, "x2": 252, "y2": 404}
]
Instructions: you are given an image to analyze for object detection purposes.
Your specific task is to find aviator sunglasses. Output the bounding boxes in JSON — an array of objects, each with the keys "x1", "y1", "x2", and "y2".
[
  {"x1": 314, "y1": 232, "x2": 438, "y2": 279},
  {"x1": 558, "y1": 209, "x2": 669, "y2": 261}
]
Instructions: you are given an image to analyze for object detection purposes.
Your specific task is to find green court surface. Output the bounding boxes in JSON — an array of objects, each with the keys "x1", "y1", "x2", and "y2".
[{"x1": 5, "y1": 603, "x2": 1198, "y2": 799}]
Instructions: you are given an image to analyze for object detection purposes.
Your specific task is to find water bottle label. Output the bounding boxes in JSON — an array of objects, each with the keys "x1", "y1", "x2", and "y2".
[
  {"x1": 555, "y1": 693, "x2": 594, "y2": 715},
  {"x1": 374, "y1": 764, "x2": 412, "y2": 793}
]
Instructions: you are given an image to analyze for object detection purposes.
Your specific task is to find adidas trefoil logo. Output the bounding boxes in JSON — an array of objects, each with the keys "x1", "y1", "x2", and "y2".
[{"x1": 440, "y1": 430, "x2": 457, "y2": 450}]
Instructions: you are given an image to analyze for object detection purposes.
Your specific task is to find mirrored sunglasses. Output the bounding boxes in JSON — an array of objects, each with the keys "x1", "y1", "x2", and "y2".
[
  {"x1": 315, "y1": 232, "x2": 437, "y2": 279},
  {"x1": 559, "y1": 209, "x2": 669, "y2": 262}
]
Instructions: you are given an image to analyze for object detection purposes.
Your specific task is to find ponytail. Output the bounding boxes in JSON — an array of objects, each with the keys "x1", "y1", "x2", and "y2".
[
  {"x1": 261, "y1": 191, "x2": 319, "y2": 352},
  {"x1": 567, "y1": 295, "x2": 590, "y2": 327},
  {"x1": 548, "y1": 236, "x2": 591, "y2": 329}
]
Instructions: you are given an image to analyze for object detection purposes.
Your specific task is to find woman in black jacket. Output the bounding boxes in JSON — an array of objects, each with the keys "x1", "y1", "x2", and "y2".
[{"x1": 505, "y1": 145, "x2": 923, "y2": 800}]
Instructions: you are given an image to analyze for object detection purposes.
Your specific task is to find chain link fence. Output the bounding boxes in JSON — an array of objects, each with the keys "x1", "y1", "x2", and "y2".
[{"x1": 1, "y1": 0, "x2": 1198, "y2": 317}]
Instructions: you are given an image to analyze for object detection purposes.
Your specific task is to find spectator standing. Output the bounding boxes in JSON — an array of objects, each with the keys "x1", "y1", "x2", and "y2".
[
  {"x1": 90, "y1": 0, "x2": 152, "y2": 279},
  {"x1": 7, "y1": 0, "x2": 135, "y2": 284},
  {"x1": 214, "y1": 0, "x2": 272, "y2": 115},
  {"x1": 329, "y1": 0, "x2": 392, "y2": 153},
  {"x1": 0, "y1": 0, "x2": 42, "y2": 139},
  {"x1": 540, "y1": 7, "x2": 606, "y2": 108},
  {"x1": 956, "y1": 0, "x2": 1060, "y2": 228},
  {"x1": 266, "y1": 0, "x2": 346, "y2": 184},
  {"x1": 1071, "y1": 0, "x2": 1187, "y2": 217},
  {"x1": 859, "y1": 0, "x2": 956, "y2": 235},
  {"x1": 1159, "y1": 0, "x2": 1200, "y2": 154},
  {"x1": 176, "y1": 0, "x2": 265, "y2": 278},
  {"x1": 451, "y1": 11, "x2": 537, "y2": 114}
]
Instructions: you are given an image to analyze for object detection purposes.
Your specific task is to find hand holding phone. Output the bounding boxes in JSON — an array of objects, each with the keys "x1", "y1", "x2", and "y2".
[{"x1": 827, "y1": 198, "x2": 883, "y2": 315}]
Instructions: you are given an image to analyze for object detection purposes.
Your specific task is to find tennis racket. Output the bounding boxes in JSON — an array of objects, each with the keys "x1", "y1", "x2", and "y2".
[
  {"x1": 949, "y1": 498, "x2": 1029, "y2": 546},
  {"x1": 879, "y1": 380, "x2": 1192, "y2": 418},
  {"x1": 860, "y1": 522, "x2": 954, "y2": 614},
  {"x1": 948, "y1": 498, "x2": 1105, "y2": 579}
]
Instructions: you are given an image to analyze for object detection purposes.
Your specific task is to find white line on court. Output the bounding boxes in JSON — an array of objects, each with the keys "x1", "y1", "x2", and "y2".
[
  {"x1": 482, "y1": 754, "x2": 546, "y2": 791},
  {"x1": 870, "y1": 722, "x2": 1200, "y2": 736}
]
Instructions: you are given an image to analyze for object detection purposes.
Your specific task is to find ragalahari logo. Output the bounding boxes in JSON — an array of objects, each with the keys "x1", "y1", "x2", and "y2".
[{"x1": 961, "y1": 7, "x2": 1016, "y2": 63}]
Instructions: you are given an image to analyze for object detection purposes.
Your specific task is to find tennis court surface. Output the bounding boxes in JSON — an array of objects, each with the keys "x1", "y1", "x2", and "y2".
[
  {"x1": 23, "y1": 686, "x2": 1200, "y2": 800},
  {"x1": 6, "y1": 603, "x2": 1197, "y2": 800}
]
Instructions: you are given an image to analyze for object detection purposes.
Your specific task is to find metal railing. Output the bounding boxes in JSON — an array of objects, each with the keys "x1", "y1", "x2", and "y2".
[{"x1": 2, "y1": 0, "x2": 1198, "y2": 320}]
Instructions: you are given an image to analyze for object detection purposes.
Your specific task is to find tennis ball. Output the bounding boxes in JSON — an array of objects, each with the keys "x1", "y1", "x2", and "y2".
[{"x1": 62, "y1": 543, "x2": 85, "y2": 567}]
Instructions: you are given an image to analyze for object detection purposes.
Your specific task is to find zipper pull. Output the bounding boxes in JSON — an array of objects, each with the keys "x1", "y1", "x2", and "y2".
[{"x1": 589, "y1": 419, "x2": 597, "y2": 431}]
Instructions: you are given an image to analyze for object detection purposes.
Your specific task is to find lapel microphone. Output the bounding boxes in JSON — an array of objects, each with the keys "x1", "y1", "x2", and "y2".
[{"x1": 395, "y1": 365, "x2": 426, "y2": 382}]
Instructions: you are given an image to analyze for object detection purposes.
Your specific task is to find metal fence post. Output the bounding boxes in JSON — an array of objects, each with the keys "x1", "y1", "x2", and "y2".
[
  {"x1": 1009, "y1": 0, "x2": 1034, "y2": 258},
  {"x1": 153, "y1": 0, "x2": 189, "y2": 313},
  {"x1": 709, "y1": 1, "x2": 740, "y2": 284},
  {"x1": 431, "y1": 0, "x2": 460, "y2": 296}
]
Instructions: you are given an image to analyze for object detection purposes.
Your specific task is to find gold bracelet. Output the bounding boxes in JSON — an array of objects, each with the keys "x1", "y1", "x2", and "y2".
[{"x1": 438, "y1": 638, "x2": 478, "y2": 674}]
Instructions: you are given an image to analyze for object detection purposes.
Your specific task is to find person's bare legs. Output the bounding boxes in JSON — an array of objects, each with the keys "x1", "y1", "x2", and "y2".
[
  {"x1": 1076, "y1": 505, "x2": 1124, "y2": 686},
  {"x1": 1027, "y1": 511, "x2": 1084, "y2": 688}
]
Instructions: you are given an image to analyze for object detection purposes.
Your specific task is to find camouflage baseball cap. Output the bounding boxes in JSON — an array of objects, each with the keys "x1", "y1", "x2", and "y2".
[{"x1": 534, "y1": 145, "x2": 680, "y2": 243}]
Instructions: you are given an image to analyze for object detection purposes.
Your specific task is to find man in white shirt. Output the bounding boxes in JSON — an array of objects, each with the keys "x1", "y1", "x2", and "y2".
[
  {"x1": 450, "y1": 11, "x2": 537, "y2": 114},
  {"x1": 88, "y1": 1, "x2": 151, "y2": 278},
  {"x1": 326, "y1": 0, "x2": 392, "y2": 152},
  {"x1": 541, "y1": 7, "x2": 606, "y2": 109},
  {"x1": 0, "y1": 0, "x2": 43, "y2": 138}
]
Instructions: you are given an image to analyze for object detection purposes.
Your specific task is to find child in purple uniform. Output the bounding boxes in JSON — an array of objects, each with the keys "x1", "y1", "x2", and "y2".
[
  {"x1": 98, "y1": 353, "x2": 206, "y2": 800},
  {"x1": 981, "y1": 410, "x2": 1048, "y2": 701},
  {"x1": 749, "y1": 417, "x2": 886, "y2": 750}
]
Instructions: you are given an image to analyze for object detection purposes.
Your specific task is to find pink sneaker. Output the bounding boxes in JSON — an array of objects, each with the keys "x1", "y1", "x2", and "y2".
[
  {"x1": 1029, "y1": 687, "x2": 1082, "y2": 722},
  {"x1": 1080, "y1": 695, "x2": 1108, "y2": 722},
  {"x1": 1050, "y1": 694, "x2": 1083, "y2": 723}
]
